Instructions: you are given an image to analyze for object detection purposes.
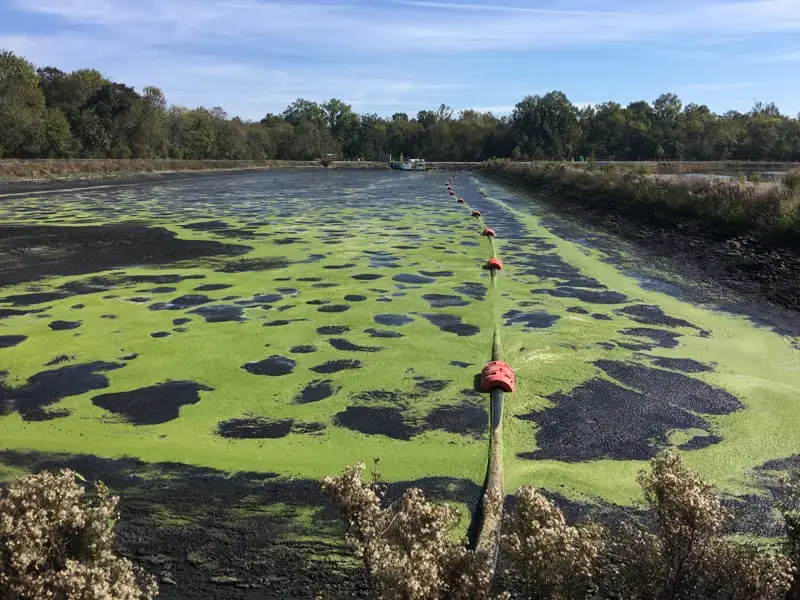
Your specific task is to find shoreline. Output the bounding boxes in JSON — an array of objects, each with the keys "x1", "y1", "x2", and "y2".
[{"x1": 0, "y1": 162, "x2": 391, "y2": 196}]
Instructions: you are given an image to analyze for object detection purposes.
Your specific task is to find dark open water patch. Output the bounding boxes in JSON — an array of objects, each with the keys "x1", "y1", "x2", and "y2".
[
  {"x1": 311, "y1": 283, "x2": 339, "y2": 290},
  {"x1": 318, "y1": 304, "x2": 350, "y2": 313},
  {"x1": 93, "y1": 381, "x2": 213, "y2": 426},
  {"x1": 173, "y1": 318, "x2": 192, "y2": 326},
  {"x1": 191, "y1": 305, "x2": 245, "y2": 323},
  {"x1": 616, "y1": 304, "x2": 696, "y2": 328},
  {"x1": 214, "y1": 257, "x2": 288, "y2": 273},
  {"x1": 243, "y1": 356, "x2": 296, "y2": 376},
  {"x1": 217, "y1": 417, "x2": 325, "y2": 439},
  {"x1": 297, "y1": 277, "x2": 322, "y2": 282},
  {"x1": 454, "y1": 283, "x2": 487, "y2": 301},
  {"x1": 592, "y1": 314, "x2": 612, "y2": 321},
  {"x1": 311, "y1": 360, "x2": 363, "y2": 374},
  {"x1": 306, "y1": 299, "x2": 330, "y2": 306},
  {"x1": 263, "y1": 319, "x2": 305, "y2": 327},
  {"x1": 0, "y1": 361, "x2": 125, "y2": 421},
  {"x1": 393, "y1": 274, "x2": 436, "y2": 285},
  {"x1": 566, "y1": 306, "x2": 590, "y2": 315},
  {"x1": 183, "y1": 220, "x2": 231, "y2": 231},
  {"x1": 0, "y1": 307, "x2": 49, "y2": 320},
  {"x1": 595, "y1": 360, "x2": 740, "y2": 414},
  {"x1": 344, "y1": 295, "x2": 367, "y2": 302},
  {"x1": 253, "y1": 293, "x2": 283, "y2": 303},
  {"x1": 194, "y1": 284, "x2": 233, "y2": 292},
  {"x1": 274, "y1": 237, "x2": 303, "y2": 246},
  {"x1": 366, "y1": 251, "x2": 401, "y2": 268},
  {"x1": 1, "y1": 291, "x2": 71, "y2": 306},
  {"x1": 295, "y1": 380, "x2": 339, "y2": 404},
  {"x1": 374, "y1": 314, "x2": 413, "y2": 327},
  {"x1": 333, "y1": 406, "x2": 418, "y2": 440},
  {"x1": 619, "y1": 328, "x2": 682, "y2": 350},
  {"x1": 419, "y1": 271, "x2": 453, "y2": 278},
  {"x1": 149, "y1": 295, "x2": 211, "y2": 311},
  {"x1": 317, "y1": 326, "x2": 350, "y2": 335},
  {"x1": 535, "y1": 287, "x2": 628, "y2": 304},
  {"x1": 679, "y1": 433, "x2": 724, "y2": 450},
  {"x1": 328, "y1": 339, "x2": 383, "y2": 353},
  {"x1": 503, "y1": 310, "x2": 560, "y2": 330},
  {"x1": 426, "y1": 403, "x2": 487, "y2": 438},
  {"x1": 422, "y1": 294, "x2": 469, "y2": 308},
  {"x1": 0, "y1": 335, "x2": 26, "y2": 348},
  {"x1": 518, "y1": 360, "x2": 742, "y2": 462},
  {"x1": 364, "y1": 328, "x2": 403, "y2": 339},
  {"x1": 414, "y1": 377, "x2": 451, "y2": 393},
  {"x1": 450, "y1": 361, "x2": 473, "y2": 368},
  {"x1": 151, "y1": 332, "x2": 170, "y2": 338},
  {"x1": 141, "y1": 286, "x2": 176, "y2": 294},
  {"x1": 649, "y1": 356, "x2": 714, "y2": 373},
  {"x1": 0, "y1": 224, "x2": 248, "y2": 286},
  {"x1": 49, "y1": 320, "x2": 82, "y2": 331},
  {"x1": 46, "y1": 355, "x2": 73, "y2": 366},
  {"x1": 420, "y1": 314, "x2": 479, "y2": 336},
  {"x1": 290, "y1": 345, "x2": 317, "y2": 354},
  {"x1": 350, "y1": 389, "x2": 406, "y2": 405},
  {"x1": 352, "y1": 274, "x2": 384, "y2": 281},
  {"x1": 323, "y1": 264, "x2": 356, "y2": 270}
]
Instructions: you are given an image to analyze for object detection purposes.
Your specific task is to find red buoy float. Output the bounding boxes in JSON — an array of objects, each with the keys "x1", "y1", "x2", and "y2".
[
  {"x1": 481, "y1": 228, "x2": 496, "y2": 237},
  {"x1": 457, "y1": 198, "x2": 465, "y2": 204},
  {"x1": 480, "y1": 361, "x2": 515, "y2": 393},
  {"x1": 472, "y1": 210, "x2": 481, "y2": 217},
  {"x1": 486, "y1": 257, "x2": 503, "y2": 270},
  {"x1": 449, "y1": 190, "x2": 455, "y2": 195}
]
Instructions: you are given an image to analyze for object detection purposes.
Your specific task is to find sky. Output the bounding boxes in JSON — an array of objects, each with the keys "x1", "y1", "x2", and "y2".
[{"x1": 1, "y1": 0, "x2": 800, "y2": 121}]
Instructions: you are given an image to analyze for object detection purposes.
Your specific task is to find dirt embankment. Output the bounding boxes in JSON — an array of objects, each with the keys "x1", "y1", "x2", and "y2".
[{"x1": 483, "y1": 169, "x2": 800, "y2": 324}]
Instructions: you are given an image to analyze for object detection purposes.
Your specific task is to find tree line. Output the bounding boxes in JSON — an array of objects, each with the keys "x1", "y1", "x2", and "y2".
[{"x1": 2, "y1": 49, "x2": 800, "y2": 163}]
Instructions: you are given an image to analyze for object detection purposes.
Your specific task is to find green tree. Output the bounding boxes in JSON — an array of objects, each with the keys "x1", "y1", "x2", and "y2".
[
  {"x1": 511, "y1": 91, "x2": 580, "y2": 160},
  {"x1": 0, "y1": 50, "x2": 46, "y2": 157},
  {"x1": 42, "y1": 108, "x2": 74, "y2": 157}
]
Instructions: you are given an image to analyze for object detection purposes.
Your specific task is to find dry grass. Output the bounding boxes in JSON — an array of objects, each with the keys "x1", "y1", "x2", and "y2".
[
  {"x1": 324, "y1": 452, "x2": 797, "y2": 600},
  {"x1": 483, "y1": 160, "x2": 800, "y2": 237},
  {"x1": 0, "y1": 470, "x2": 157, "y2": 600}
]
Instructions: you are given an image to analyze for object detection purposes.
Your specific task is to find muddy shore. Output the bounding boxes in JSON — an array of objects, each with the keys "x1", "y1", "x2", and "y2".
[{"x1": 485, "y1": 174, "x2": 800, "y2": 338}]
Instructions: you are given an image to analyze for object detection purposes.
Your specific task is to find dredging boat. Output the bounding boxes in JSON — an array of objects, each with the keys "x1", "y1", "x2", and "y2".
[{"x1": 390, "y1": 154, "x2": 426, "y2": 171}]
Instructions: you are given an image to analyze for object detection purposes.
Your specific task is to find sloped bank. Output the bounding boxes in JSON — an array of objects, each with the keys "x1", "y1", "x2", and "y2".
[{"x1": 481, "y1": 160, "x2": 800, "y2": 321}]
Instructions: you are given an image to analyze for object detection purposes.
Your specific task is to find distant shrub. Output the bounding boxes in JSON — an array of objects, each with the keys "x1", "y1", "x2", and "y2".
[
  {"x1": 0, "y1": 469, "x2": 158, "y2": 600},
  {"x1": 784, "y1": 169, "x2": 800, "y2": 192},
  {"x1": 324, "y1": 452, "x2": 795, "y2": 600},
  {"x1": 747, "y1": 172, "x2": 763, "y2": 183},
  {"x1": 480, "y1": 160, "x2": 800, "y2": 236}
]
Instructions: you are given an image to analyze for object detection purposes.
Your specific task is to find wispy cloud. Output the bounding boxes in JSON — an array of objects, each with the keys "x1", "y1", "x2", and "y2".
[
  {"x1": 10, "y1": 0, "x2": 800, "y2": 53},
  {"x1": 2, "y1": 0, "x2": 799, "y2": 117}
]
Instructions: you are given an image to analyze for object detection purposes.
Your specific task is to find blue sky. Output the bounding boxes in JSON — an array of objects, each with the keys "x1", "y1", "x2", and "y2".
[{"x1": 1, "y1": 0, "x2": 800, "y2": 120}]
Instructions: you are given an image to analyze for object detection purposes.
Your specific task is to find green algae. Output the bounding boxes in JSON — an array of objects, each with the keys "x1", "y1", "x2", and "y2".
[
  {"x1": 1, "y1": 170, "x2": 798, "y2": 522},
  {"x1": 474, "y1": 176, "x2": 800, "y2": 506}
]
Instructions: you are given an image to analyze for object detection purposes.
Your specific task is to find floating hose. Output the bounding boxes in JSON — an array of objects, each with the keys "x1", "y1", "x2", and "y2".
[{"x1": 447, "y1": 175, "x2": 514, "y2": 569}]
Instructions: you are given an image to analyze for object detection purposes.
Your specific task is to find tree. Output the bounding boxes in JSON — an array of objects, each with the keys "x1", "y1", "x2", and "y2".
[
  {"x1": 0, "y1": 50, "x2": 46, "y2": 157},
  {"x1": 42, "y1": 108, "x2": 74, "y2": 157},
  {"x1": 512, "y1": 91, "x2": 580, "y2": 160}
]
